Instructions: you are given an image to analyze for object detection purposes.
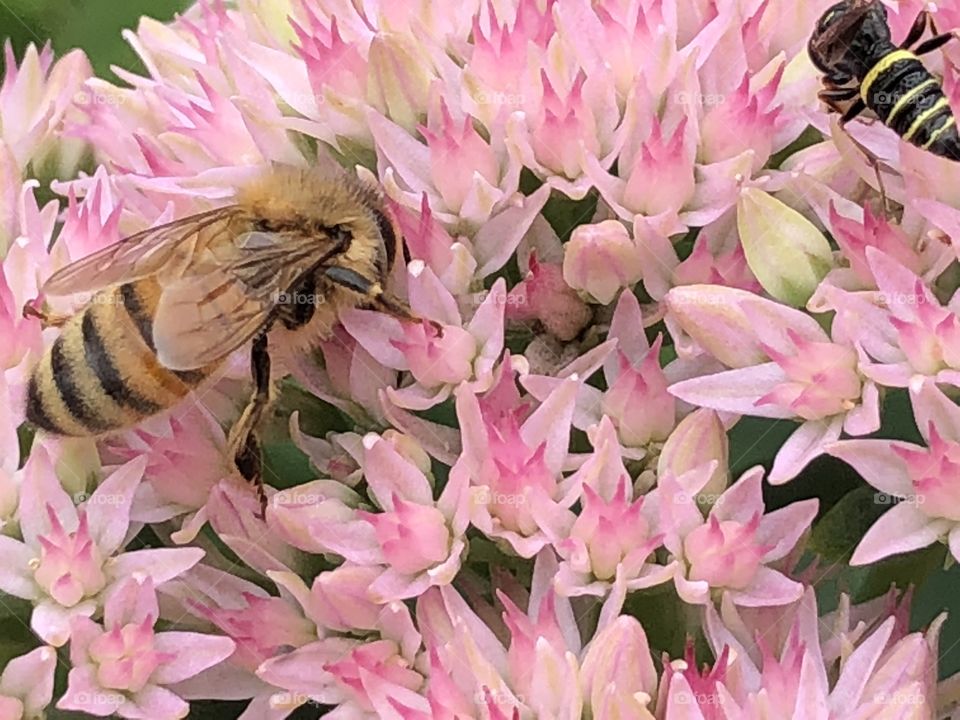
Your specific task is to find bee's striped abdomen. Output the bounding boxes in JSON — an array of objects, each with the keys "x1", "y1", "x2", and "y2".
[
  {"x1": 861, "y1": 49, "x2": 960, "y2": 160},
  {"x1": 26, "y1": 279, "x2": 213, "y2": 436}
]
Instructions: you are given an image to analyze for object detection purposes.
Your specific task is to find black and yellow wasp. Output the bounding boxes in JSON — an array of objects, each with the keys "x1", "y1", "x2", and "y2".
[{"x1": 809, "y1": 0, "x2": 960, "y2": 160}]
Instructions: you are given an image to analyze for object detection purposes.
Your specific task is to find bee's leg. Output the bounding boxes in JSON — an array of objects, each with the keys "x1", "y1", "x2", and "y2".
[
  {"x1": 22, "y1": 303, "x2": 70, "y2": 328},
  {"x1": 234, "y1": 431, "x2": 267, "y2": 520},
  {"x1": 228, "y1": 333, "x2": 272, "y2": 520}
]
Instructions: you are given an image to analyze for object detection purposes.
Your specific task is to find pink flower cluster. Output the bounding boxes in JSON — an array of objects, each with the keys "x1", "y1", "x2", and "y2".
[{"x1": 3, "y1": 0, "x2": 960, "y2": 717}]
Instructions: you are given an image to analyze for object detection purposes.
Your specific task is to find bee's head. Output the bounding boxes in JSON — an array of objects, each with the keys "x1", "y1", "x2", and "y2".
[{"x1": 808, "y1": 0, "x2": 890, "y2": 78}]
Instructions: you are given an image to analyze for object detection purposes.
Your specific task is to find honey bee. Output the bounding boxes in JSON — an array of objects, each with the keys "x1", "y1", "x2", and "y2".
[{"x1": 25, "y1": 165, "x2": 421, "y2": 515}]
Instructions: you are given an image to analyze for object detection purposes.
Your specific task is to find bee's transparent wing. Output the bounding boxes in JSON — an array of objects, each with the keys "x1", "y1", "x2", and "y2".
[
  {"x1": 41, "y1": 206, "x2": 244, "y2": 296},
  {"x1": 151, "y1": 231, "x2": 341, "y2": 370}
]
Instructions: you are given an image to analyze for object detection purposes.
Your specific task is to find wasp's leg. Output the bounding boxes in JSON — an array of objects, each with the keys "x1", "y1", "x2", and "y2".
[
  {"x1": 821, "y1": 70, "x2": 853, "y2": 89},
  {"x1": 228, "y1": 332, "x2": 272, "y2": 519},
  {"x1": 839, "y1": 98, "x2": 867, "y2": 126},
  {"x1": 839, "y1": 129, "x2": 893, "y2": 218},
  {"x1": 22, "y1": 303, "x2": 70, "y2": 328},
  {"x1": 916, "y1": 32, "x2": 957, "y2": 55},
  {"x1": 902, "y1": 9, "x2": 933, "y2": 49},
  {"x1": 818, "y1": 87, "x2": 860, "y2": 115}
]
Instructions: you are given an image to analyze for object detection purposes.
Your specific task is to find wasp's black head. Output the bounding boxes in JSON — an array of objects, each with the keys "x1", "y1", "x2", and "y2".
[{"x1": 808, "y1": 0, "x2": 892, "y2": 80}]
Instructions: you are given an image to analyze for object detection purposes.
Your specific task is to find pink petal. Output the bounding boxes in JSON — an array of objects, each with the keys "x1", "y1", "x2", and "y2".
[
  {"x1": 109, "y1": 548, "x2": 204, "y2": 585},
  {"x1": 368, "y1": 567, "x2": 432, "y2": 603},
  {"x1": 473, "y1": 186, "x2": 551, "y2": 276},
  {"x1": 32, "y1": 599, "x2": 93, "y2": 647},
  {"x1": 768, "y1": 417, "x2": 844, "y2": 485},
  {"x1": 712, "y1": 466, "x2": 764, "y2": 523},
  {"x1": 363, "y1": 437, "x2": 433, "y2": 508},
  {"x1": 368, "y1": 111, "x2": 433, "y2": 194},
  {"x1": 829, "y1": 618, "x2": 896, "y2": 715},
  {"x1": 0, "y1": 537, "x2": 37, "y2": 599},
  {"x1": 468, "y1": 277, "x2": 507, "y2": 366},
  {"x1": 668, "y1": 363, "x2": 794, "y2": 418},
  {"x1": 57, "y1": 666, "x2": 122, "y2": 717},
  {"x1": 341, "y1": 308, "x2": 408, "y2": 369},
  {"x1": 757, "y1": 498, "x2": 820, "y2": 562},
  {"x1": 88, "y1": 456, "x2": 147, "y2": 554},
  {"x1": 850, "y1": 504, "x2": 948, "y2": 566},
  {"x1": 18, "y1": 447, "x2": 77, "y2": 548},
  {"x1": 127, "y1": 683, "x2": 190, "y2": 720},
  {"x1": 843, "y1": 380, "x2": 881, "y2": 436},
  {"x1": 151, "y1": 632, "x2": 236, "y2": 685},
  {"x1": 825, "y1": 440, "x2": 915, "y2": 497},
  {"x1": 520, "y1": 375, "x2": 579, "y2": 476},
  {"x1": 949, "y1": 525, "x2": 960, "y2": 564},
  {"x1": 416, "y1": 586, "x2": 508, "y2": 674},
  {"x1": 0, "y1": 646, "x2": 55, "y2": 715},
  {"x1": 911, "y1": 380, "x2": 960, "y2": 444},
  {"x1": 256, "y1": 639, "x2": 357, "y2": 697},
  {"x1": 674, "y1": 573, "x2": 710, "y2": 605},
  {"x1": 727, "y1": 566, "x2": 804, "y2": 607},
  {"x1": 407, "y1": 263, "x2": 462, "y2": 326}
]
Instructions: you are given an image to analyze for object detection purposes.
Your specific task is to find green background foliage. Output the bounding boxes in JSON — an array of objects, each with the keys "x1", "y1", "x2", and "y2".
[{"x1": 0, "y1": 0, "x2": 188, "y2": 76}]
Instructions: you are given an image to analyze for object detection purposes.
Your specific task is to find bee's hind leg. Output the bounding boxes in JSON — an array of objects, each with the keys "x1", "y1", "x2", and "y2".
[
  {"x1": 228, "y1": 332, "x2": 272, "y2": 520},
  {"x1": 234, "y1": 431, "x2": 267, "y2": 520}
]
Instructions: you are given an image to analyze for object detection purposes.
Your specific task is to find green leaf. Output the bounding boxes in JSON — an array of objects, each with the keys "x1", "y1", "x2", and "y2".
[
  {"x1": 912, "y1": 559, "x2": 960, "y2": 679},
  {"x1": 540, "y1": 191, "x2": 599, "y2": 243},
  {"x1": 262, "y1": 441, "x2": 315, "y2": 489},
  {"x1": 808, "y1": 485, "x2": 886, "y2": 562},
  {"x1": 728, "y1": 416, "x2": 799, "y2": 477}
]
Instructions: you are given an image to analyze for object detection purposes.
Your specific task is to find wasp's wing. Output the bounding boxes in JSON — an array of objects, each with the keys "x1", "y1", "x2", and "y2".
[
  {"x1": 151, "y1": 231, "x2": 340, "y2": 370},
  {"x1": 41, "y1": 206, "x2": 243, "y2": 296}
]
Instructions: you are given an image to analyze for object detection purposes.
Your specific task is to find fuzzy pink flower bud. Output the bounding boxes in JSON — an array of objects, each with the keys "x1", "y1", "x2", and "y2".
[
  {"x1": 658, "y1": 409, "x2": 729, "y2": 500},
  {"x1": 894, "y1": 425, "x2": 960, "y2": 521},
  {"x1": 88, "y1": 618, "x2": 171, "y2": 693},
  {"x1": 580, "y1": 616, "x2": 658, "y2": 718},
  {"x1": 623, "y1": 116, "x2": 695, "y2": 217},
  {"x1": 310, "y1": 565, "x2": 385, "y2": 632},
  {"x1": 684, "y1": 515, "x2": 768, "y2": 590},
  {"x1": 367, "y1": 33, "x2": 432, "y2": 132},
  {"x1": 420, "y1": 103, "x2": 500, "y2": 214},
  {"x1": 391, "y1": 322, "x2": 476, "y2": 388},
  {"x1": 758, "y1": 332, "x2": 862, "y2": 420},
  {"x1": 602, "y1": 338, "x2": 675, "y2": 447},
  {"x1": 570, "y1": 484, "x2": 651, "y2": 581},
  {"x1": 32, "y1": 508, "x2": 105, "y2": 607},
  {"x1": 508, "y1": 254, "x2": 592, "y2": 341},
  {"x1": 563, "y1": 220, "x2": 643, "y2": 304},
  {"x1": 361, "y1": 496, "x2": 452, "y2": 575}
]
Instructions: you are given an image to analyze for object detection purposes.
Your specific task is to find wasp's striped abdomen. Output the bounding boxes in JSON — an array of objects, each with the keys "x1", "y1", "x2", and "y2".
[
  {"x1": 26, "y1": 279, "x2": 213, "y2": 436},
  {"x1": 861, "y1": 48, "x2": 960, "y2": 159}
]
